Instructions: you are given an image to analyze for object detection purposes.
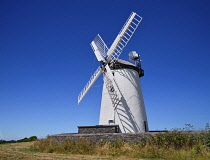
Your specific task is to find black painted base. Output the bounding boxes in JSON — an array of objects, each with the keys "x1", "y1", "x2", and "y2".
[{"x1": 78, "y1": 125, "x2": 120, "y2": 134}]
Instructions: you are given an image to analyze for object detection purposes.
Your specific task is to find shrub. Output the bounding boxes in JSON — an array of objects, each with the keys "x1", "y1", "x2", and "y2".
[{"x1": 27, "y1": 136, "x2": 38, "y2": 142}]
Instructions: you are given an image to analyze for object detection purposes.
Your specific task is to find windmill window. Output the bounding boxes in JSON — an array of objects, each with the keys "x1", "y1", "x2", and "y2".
[
  {"x1": 108, "y1": 120, "x2": 114, "y2": 124},
  {"x1": 110, "y1": 87, "x2": 115, "y2": 92},
  {"x1": 144, "y1": 121, "x2": 147, "y2": 131}
]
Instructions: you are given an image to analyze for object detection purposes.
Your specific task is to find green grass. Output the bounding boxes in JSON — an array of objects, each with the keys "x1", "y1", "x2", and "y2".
[{"x1": 31, "y1": 130, "x2": 210, "y2": 160}]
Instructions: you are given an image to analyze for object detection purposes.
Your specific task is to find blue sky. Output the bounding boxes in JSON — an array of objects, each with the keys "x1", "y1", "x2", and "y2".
[{"x1": 1, "y1": 0, "x2": 210, "y2": 140}]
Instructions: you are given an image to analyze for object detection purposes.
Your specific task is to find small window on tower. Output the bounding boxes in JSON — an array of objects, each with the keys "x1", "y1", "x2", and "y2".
[
  {"x1": 144, "y1": 121, "x2": 147, "y2": 131},
  {"x1": 110, "y1": 87, "x2": 115, "y2": 92},
  {"x1": 108, "y1": 120, "x2": 114, "y2": 124}
]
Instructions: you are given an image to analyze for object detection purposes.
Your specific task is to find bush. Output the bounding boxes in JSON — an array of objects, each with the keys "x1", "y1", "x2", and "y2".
[
  {"x1": 0, "y1": 136, "x2": 38, "y2": 144},
  {"x1": 148, "y1": 130, "x2": 199, "y2": 149},
  {"x1": 27, "y1": 136, "x2": 38, "y2": 142}
]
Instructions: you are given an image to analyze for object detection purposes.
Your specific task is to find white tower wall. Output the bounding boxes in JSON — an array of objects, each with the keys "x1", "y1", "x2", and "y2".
[{"x1": 99, "y1": 67, "x2": 148, "y2": 133}]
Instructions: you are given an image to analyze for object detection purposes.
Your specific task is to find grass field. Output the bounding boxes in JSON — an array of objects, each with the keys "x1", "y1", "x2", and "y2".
[
  {"x1": 0, "y1": 141, "x2": 140, "y2": 160},
  {"x1": 1, "y1": 130, "x2": 210, "y2": 160},
  {"x1": 31, "y1": 130, "x2": 210, "y2": 160}
]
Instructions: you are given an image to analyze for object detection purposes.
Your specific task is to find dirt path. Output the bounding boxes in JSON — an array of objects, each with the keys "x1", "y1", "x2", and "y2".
[{"x1": 0, "y1": 142, "x2": 139, "y2": 160}]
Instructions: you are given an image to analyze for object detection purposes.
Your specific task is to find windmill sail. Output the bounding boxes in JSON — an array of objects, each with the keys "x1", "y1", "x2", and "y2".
[
  {"x1": 91, "y1": 34, "x2": 108, "y2": 62},
  {"x1": 106, "y1": 12, "x2": 142, "y2": 63},
  {"x1": 78, "y1": 66, "x2": 102, "y2": 104}
]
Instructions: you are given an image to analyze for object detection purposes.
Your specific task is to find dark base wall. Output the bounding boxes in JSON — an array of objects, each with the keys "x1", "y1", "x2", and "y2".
[{"x1": 78, "y1": 125, "x2": 120, "y2": 134}]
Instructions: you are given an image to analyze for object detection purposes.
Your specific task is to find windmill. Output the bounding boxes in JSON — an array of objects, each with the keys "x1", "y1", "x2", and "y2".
[{"x1": 78, "y1": 12, "x2": 149, "y2": 133}]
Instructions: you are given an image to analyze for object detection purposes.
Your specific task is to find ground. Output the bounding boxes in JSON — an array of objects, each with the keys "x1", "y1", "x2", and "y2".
[{"x1": 0, "y1": 142, "x2": 144, "y2": 160}]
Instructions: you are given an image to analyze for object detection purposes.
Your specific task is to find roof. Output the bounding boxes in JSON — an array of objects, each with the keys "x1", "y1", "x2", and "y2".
[{"x1": 113, "y1": 58, "x2": 137, "y2": 67}]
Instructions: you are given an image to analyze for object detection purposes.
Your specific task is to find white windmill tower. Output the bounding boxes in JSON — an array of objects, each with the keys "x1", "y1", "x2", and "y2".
[{"x1": 78, "y1": 12, "x2": 149, "y2": 133}]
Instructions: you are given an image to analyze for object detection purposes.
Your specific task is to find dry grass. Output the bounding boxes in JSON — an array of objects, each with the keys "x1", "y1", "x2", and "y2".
[
  {"x1": 0, "y1": 141, "x2": 137, "y2": 160},
  {"x1": 1, "y1": 131, "x2": 210, "y2": 160},
  {"x1": 31, "y1": 131, "x2": 210, "y2": 160}
]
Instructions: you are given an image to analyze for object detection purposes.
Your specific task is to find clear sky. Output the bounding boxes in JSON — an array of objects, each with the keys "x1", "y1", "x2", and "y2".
[{"x1": 0, "y1": 0, "x2": 210, "y2": 140}]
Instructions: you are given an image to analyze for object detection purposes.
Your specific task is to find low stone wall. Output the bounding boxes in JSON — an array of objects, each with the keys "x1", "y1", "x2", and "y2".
[{"x1": 50, "y1": 132, "x2": 161, "y2": 143}]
